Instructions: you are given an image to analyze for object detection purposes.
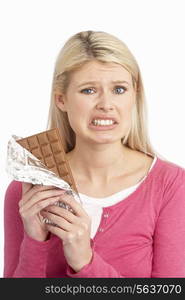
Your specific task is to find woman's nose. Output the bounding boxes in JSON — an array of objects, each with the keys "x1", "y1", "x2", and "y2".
[{"x1": 95, "y1": 93, "x2": 114, "y2": 111}]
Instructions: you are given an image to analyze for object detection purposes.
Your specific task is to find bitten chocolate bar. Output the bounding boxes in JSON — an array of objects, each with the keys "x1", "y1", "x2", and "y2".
[{"x1": 17, "y1": 128, "x2": 78, "y2": 194}]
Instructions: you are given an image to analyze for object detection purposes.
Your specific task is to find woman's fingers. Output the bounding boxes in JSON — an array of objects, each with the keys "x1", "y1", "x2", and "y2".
[
  {"x1": 20, "y1": 188, "x2": 66, "y2": 211},
  {"x1": 42, "y1": 210, "x2": 73, "y2": 231},
  {"x1": 20, "y1": 184, "x2": 46, "y2": 207},
  {"x1": 22, "y1": 182, "x2": 33, "y2": 194},
  {"x1": 58, "y1": 193, "x2": 88, "y2": 218},
  {"x1": 22, "y1": 183, "x2": 56, "y2": 199},
  {"x1": 19, "y1": 195, "x2": 62, "y2": 218},
  {"x1": 43, "y1": 205, "x2": 76, "y2": 223}
]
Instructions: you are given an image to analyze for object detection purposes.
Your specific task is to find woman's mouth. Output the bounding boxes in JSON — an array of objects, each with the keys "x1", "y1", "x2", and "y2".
[{"x1": 89, "y1": 118, "x2": 118, "y2": 130}]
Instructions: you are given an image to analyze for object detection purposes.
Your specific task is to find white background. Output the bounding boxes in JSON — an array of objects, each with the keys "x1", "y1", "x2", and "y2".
[{"x1": 0, "y1": 0, "x2": 185, "y2": 277}]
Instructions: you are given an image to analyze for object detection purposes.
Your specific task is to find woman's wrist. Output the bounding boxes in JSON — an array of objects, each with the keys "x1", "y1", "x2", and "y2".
[{"x1": 69, "y1": 249, "x2": 93, "y2": 273}]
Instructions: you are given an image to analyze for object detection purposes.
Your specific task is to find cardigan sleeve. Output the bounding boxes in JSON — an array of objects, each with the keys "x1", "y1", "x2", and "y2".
[
  {"x1": 3, "y1": 181, "x2": 53, "y2": 278},
  {"x1": 152, "y1": 169, "x2": 185, "y2": 277},
  {"x1": 66, "y1": 247, "x2": 124, "y2": 278}
]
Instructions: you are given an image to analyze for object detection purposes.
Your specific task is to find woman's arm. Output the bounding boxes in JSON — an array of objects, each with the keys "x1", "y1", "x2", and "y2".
[
  {"x1": 3, "y1": 181, "x2": 52, "y2": 278},
  {"x1": 66, "y1": 247, "x2": 124, "y2": 278},
  {"x1": 152, "y1": 170, "x2": 185, "y2": 278}
]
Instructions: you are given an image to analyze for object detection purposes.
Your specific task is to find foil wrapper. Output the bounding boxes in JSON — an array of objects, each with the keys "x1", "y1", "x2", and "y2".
[{"x1": 6, "y1": 135, "x2": 82, "y2": 210}]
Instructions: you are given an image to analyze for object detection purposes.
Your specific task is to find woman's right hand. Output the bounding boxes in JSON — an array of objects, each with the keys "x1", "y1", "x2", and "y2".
[{"x1": 19, "y1": 182, "x2": 65, "y2": 242}]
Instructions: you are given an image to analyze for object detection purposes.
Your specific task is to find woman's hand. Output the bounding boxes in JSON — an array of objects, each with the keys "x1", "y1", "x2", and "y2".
[
  {"x1": 41, "y1": 192, "x2": 92, "y2": 273},
  {"x1": 19, "y1": 182, "x2": 66, "y2": 242}
]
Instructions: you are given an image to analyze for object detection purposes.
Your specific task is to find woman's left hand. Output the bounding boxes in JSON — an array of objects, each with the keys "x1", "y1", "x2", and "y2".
[{"x1": 41, "y1": 192, "x2": 92, "y2": 273}]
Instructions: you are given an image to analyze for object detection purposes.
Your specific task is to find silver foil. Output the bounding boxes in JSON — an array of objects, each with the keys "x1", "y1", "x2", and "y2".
[{"x1": 6, "y1": 135, "x2": 82, "y2": 208}]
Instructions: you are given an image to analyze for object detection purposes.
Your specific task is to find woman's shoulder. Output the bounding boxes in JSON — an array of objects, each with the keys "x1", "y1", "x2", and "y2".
[
  {"x1": 155, "y1": 156, "x2": 185, "y2": 187},
  {"x1": 132, "y1": 150, "x2": 185, "y2": 183}
]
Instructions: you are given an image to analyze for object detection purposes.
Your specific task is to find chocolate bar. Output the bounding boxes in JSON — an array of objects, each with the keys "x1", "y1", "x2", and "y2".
[{"x1": 17, "y1": 128, "x2": 78, "y2": 194}]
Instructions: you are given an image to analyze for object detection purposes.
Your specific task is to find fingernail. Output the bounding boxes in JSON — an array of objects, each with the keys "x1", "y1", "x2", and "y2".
[{"x1": 42, "y1": 217, "x2": 48, "y2": 223}]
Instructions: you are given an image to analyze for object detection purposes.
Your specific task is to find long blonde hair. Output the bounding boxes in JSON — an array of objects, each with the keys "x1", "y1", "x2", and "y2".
[{"x1": 47, "y1": 30, "x2": 165, "y2": 160}]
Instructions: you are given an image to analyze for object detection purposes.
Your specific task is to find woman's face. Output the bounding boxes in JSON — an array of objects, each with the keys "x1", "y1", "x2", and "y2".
[{"x1": 56, "y1": 60, "x2": 136, "y2": 146}]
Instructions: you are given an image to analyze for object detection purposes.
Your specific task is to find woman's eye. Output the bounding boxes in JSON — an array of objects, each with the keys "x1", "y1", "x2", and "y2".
[
  {"x1": 80, "y1": 86, "x2": 127, "y2": 95},
  {"x1": 81, "y1": 88, "x2": 95, "y2": 94},
  {"x1": 114, "y1": 86, "x2": 127, "y2": 94}
]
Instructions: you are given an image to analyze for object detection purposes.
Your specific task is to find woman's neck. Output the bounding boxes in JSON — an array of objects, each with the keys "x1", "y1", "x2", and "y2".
[{"x1": 67, "y1": 140, "x2": 132, "y2": 184}]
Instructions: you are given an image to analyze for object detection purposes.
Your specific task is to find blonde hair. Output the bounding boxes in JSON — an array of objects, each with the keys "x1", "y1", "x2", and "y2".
[{"x1": 47, "y1": 30, "x2": 165, "y2": 160}]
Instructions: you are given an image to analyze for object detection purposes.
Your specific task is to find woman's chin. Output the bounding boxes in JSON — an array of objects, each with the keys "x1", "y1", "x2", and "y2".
[
  {"x1": 77, "y1": 131, "x2": 123, "y2": 145},
  {"x1": 88, "y1": 135, "x2": 119, "y2": 145}
]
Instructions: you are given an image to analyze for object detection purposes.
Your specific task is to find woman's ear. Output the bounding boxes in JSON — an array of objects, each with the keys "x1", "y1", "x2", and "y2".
[{"x1": 54, "y1": 93, "x2": 67, "y2": 112}]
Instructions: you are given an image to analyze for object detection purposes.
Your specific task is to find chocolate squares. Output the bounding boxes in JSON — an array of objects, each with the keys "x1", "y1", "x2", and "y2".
[{"x1": 17, "y1": 128, "x2": 78, "y2": 194}]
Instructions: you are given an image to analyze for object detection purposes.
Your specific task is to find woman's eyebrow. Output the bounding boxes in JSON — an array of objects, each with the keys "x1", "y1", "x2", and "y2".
[{"x1": 77, "y1": 80, "x2": 130, "y2": 88}]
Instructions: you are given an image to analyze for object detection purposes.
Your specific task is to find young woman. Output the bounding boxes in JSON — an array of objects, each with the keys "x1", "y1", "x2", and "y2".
[{"x1": 4, "y1": 30, "x2": 185, "y2": 278}]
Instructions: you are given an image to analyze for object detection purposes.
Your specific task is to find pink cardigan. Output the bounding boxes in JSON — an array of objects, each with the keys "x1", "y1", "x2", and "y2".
[{"x1": 3, "y1": 157, "x2": 185, "y2": 278}]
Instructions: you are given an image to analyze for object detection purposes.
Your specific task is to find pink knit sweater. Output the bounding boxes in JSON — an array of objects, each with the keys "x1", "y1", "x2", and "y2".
[{"x1": 3, "y1": 157, "x2": 185, "y2": 278}]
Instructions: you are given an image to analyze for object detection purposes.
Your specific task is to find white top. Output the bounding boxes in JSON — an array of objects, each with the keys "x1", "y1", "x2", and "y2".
[{"x1": 79, "y1": 156, "x2": 157, "y2": 238}]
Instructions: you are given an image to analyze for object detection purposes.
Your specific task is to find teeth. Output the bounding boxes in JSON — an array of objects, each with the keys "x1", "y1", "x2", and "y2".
[{"x1": 92, "y1": 119, "x2": 115, "y2": 126}]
